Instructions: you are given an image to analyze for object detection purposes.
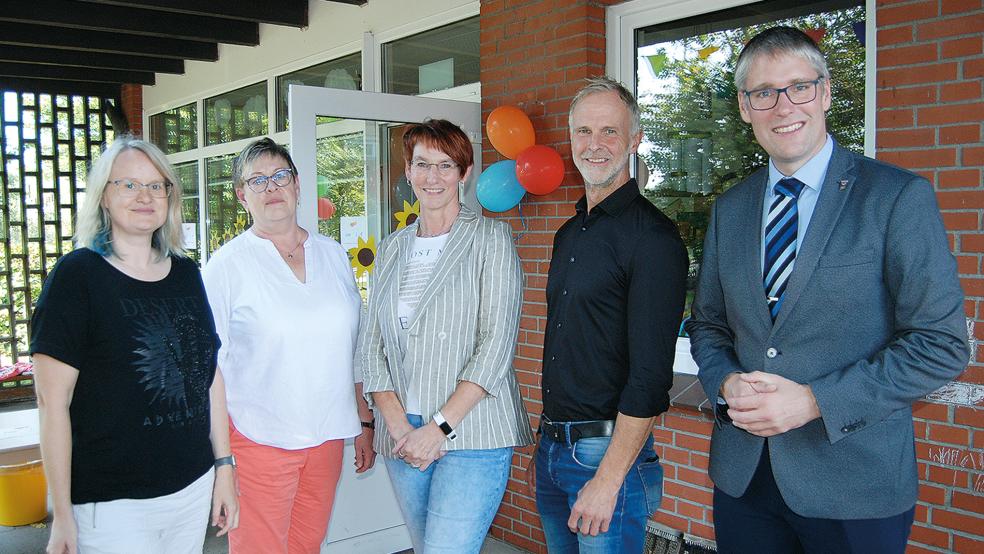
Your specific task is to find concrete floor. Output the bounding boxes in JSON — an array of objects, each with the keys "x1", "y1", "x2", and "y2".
[{"x1": 0, "y1": 512, "x2": 528, "y2": 553}]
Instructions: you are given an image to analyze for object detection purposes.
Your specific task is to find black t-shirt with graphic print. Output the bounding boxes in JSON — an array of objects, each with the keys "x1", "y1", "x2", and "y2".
[{"x1": 30, "y1": 248, "x2": 219, "y2": 503}]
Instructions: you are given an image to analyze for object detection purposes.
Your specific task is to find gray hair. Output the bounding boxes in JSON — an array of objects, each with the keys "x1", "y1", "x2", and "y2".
[
  {"x1": 232, "y1": 137, "x2": 297, "y2": 191},
  {"x1": 74, "y1": 135, "x2": 185, "y2": 260},
  {"x1": 569, "y1": 76, "x2": 641, "y2": 135},
  {"x1": 734, "y1": 26, "x2": 831, "y2": 92}
]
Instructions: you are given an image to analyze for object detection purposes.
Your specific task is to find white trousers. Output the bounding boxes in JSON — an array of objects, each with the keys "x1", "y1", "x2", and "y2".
[{"x1": 72, "y1": 468, "x2": 214, "y2": 554}]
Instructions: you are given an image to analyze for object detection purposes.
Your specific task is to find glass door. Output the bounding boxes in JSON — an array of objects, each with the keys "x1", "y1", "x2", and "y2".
[{"x1": 286, "y1": 85, "x2": 481, "y2": 553}]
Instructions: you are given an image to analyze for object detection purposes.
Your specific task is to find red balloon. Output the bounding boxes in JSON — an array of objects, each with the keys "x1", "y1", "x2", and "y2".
[
  {"x1": 318, "y1": 197, "x2": 336, "y2": 220},
  {"x1": 486, "y1": 106, "x2": 535, "y2": 159},
  {"x1": 515, "y1": 145, "x2": 564, "y2": 195}
]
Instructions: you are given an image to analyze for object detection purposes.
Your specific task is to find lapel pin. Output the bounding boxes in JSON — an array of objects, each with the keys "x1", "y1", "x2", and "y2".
[{"x1": 838, "y1": 179, "x2": 848, "y2": 191}]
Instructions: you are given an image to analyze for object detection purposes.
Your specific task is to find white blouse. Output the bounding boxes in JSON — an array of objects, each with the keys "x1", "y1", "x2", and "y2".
[{"x1": 203, "y1": 230, "x2": 362, "y2": 449}]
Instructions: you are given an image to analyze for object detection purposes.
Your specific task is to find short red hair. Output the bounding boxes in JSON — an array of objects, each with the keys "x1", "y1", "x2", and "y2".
[{"x1": 402, "y1": 119, "x2": 473, "y2": 178}]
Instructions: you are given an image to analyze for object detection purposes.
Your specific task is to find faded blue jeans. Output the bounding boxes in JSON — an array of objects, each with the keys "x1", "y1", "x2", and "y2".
[
  {"x1": 536, "y1": 429, "x2": 663, "y2": 554},
  {"x1": 382, "y1": 414, "x2": 512, "y2": 554}
]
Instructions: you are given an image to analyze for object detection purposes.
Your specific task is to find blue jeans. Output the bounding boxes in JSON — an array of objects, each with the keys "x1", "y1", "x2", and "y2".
[
  {"x1": 535, "y1": 428, "x2": 663, "y2": 554},
  {"x1": 382, "y1": 414, "x2": 512, "y2": 554}
]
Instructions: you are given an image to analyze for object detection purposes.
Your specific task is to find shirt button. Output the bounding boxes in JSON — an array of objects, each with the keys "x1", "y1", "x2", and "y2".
[
  {"x1": 766, "y1": 347, "x2": 778, "y2": 359},
  {"x1": 562, "y1": 290, "x2": 568, "y2": 295},
  {"x1": 581, "y1": 226, "x2": 586, "y2": 231},
  {"x1": 545, "y1": 388, "x2": 551, "y2": 394},
  {"x1": 569, "y1": 256, "x2": 575, "y2": 263},
  {"x1": 556, "y1": 322, "x2": 562, "y2": 328},
  {"x1": 550, "y1": 356, "x2": 556, "y2": 361}
]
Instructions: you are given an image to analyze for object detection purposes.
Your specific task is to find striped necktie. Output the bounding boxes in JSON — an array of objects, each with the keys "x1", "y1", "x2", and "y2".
[{"x1": 764, "y1": 177, "x2": 805, "y2": 321}]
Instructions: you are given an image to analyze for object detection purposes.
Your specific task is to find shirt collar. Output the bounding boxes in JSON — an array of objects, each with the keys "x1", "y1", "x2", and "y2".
[
  {"x1": 575, "y1": 178, "x2": 639, "y2": 215},
  {"x1": 767, "y1": 134, "x2": 834, "y2": 195}
]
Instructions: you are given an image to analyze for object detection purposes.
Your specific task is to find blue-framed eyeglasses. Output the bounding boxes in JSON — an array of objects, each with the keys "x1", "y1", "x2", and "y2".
[{"x1": 245, "y1": 168, "x2": 295, "y2": 193}]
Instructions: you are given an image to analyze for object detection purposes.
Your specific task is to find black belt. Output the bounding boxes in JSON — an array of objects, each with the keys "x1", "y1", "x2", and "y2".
[{"x1": 539, "y1": 417, "x2": 615, "y2": 445}]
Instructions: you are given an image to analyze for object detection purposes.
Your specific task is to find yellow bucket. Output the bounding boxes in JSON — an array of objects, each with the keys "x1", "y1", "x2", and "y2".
[{"x1": 0, "y1": 450, "x2": 47, "y2": 526}]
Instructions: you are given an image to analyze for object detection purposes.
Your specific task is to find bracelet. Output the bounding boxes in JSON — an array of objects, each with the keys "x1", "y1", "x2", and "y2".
[
  {"x1": 214, "y1": 455, "x2": 236, "y2": 469},
  {"x1": 432, "y1": 410, "x2": 457, "y2": 440},
  {"x1": 361, "y1": 419, "x2": 375, "y2": 430}
]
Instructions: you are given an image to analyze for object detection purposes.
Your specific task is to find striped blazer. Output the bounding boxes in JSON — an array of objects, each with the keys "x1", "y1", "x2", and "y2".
[{"x1": 357, "y1": 206, "x2": 534, "y2": 457}]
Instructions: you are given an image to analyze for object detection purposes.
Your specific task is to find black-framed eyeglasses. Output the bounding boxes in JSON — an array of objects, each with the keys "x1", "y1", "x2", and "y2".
[
  {"x1": 742, "y1": 77, "x2": 824, "y2": 111},
  {"x1": 245, "y1": 168, "x2": 295, "y2": 193},
  {"x1": 410, "y1": 160, "x2": 458, "y2": 175},
  {"x1": 109, "y1": 179, "x2": 172, "y2": 198}
]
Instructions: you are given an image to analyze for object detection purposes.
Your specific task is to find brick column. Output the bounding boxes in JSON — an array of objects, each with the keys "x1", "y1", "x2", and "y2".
[
  {"x1": 120, "y1": 83, "x2": 143, "y2": 138},
  {"x1": 481, "y1": 1, "x2": 623, "y2": 551},
  {"x1": 876, "y1": 2, "x2": 983, "y2": 552}
]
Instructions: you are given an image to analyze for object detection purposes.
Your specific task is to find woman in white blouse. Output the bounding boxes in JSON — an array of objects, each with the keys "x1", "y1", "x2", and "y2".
[
  {"x1": 203, "y1": 138, "x2": 375, "y2": 554},
  {"x1": 358, "y1": 119, "x2": 534, "y2": 553}
]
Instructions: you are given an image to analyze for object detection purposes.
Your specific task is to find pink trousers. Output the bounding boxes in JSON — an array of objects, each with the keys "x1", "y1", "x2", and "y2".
[{"x1": 228, "y1": 424, "x2": 344, "y2": 554}]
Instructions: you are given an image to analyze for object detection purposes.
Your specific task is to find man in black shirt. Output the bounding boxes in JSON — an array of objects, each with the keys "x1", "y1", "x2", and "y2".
[{"x1": 532, "y1": 76, "x2": 688, "y2": 553}]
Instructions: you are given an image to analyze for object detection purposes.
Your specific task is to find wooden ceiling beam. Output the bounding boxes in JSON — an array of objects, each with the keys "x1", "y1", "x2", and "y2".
[
  {"x1": 0, "y1": 23, "x2": 219, "y2": 61},
  {"x1": 0, "y1": 1, "x2": 258, "y2": 45},
  {"x1": 76, "y1": 0, "x2": 309, "y2": 27},
  {"x1": 0, "y1": 62, "x2": 155, "y2": 86},
  {"x1": 0, "y1": 46, "x2": 184, "y2": 74}
]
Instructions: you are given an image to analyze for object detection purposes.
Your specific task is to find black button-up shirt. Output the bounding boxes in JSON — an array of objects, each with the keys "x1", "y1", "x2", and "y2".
[{"x1": 542, "y1": 179, "x2": 688, "y2": 421}]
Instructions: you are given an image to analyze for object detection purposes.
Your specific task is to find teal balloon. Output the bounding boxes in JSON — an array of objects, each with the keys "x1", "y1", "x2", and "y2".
[
  {"x1": 476, "y1": 160, "x2": 524, "y2": 212},
  {"x1": 317, "y1": 175, "x2": 330, "y2": 198}
]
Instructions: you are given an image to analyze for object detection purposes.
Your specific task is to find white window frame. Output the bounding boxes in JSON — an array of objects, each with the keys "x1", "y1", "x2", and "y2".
[
  {"x1": 141, "y1": 5, "x2": 480, "y2": 264},
  {"x1": 606, "y1": 0, "x2": 877, "y2": 374}
]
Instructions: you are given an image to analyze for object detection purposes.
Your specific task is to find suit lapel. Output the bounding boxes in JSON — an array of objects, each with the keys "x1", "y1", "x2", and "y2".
[
  {"x1": 735, "y1": 170, "x2": 774, "y2": 330},
  {"x1": 407, "y1": 206, "x2": 479, "y2": 331},
  {"x1": 773, "y1": 144, "x2": 858, "y2": 331}
]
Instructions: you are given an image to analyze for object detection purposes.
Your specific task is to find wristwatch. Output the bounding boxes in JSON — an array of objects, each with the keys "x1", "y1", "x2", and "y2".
[
  {"x1": 214, "y1": 455, "x2": 236, "y2": 469},
  {"x1": 361, "y1": 419, "x2": 375, "y2": 430},
  {"x1": 432, "y1": 410, "x2": 457, "y2": 440}
]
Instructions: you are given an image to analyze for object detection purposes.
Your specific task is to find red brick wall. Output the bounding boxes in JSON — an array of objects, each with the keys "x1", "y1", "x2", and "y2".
[
  {"x1": 120, "y1": 83, "x2": 143, "y2": 138},
  {"x1": 876, "y1": 1, "x2": 983, "y2": 552},
  {"x1": 480, "y1": 1, "x2": 984, "y2": 552}
]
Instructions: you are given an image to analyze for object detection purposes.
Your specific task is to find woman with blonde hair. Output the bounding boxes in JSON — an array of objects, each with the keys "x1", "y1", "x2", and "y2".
[{"x1": 31, "y1": 135, "x2": 238, "y2": 554}]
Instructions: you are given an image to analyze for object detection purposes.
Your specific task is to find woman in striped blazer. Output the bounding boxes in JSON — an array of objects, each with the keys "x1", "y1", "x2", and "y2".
[{"x1": 357, "y1": 119, "x2": 534, "y2": 553}]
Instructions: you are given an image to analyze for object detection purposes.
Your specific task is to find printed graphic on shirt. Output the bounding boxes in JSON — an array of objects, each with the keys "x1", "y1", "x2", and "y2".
[
  {"x1": 125, "y1": 296, "x2": 214, "y2": 429},
  {"x1": 399, "y1": 239, "x2": 445, "y2": 329}
]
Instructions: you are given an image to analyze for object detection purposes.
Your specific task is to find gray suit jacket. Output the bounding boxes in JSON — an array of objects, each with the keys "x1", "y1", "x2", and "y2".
[
  {"x1": 357, "y1": 206, "x2": 534, "y2": 458},
  {"x1": 686, "y1": 144, "x2": 969, "y2": 519}
]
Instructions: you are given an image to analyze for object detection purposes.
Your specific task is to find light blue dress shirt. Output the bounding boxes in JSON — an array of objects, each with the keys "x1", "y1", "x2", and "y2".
[{"x1": 760, "y1": 134, "x2": 835, "y2": 271}]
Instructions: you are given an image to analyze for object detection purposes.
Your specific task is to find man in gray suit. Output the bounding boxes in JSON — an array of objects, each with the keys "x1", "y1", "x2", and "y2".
[{"x1": 686, "y1": 26, "x2": 969, "y2": 553}]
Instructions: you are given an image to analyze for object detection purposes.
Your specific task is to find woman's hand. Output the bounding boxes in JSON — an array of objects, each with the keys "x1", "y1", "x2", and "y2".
[
  {"x1": 211, "y1": 466, "x2": 239, "y2": 536},
  {"x1": 46, "y1": 514, "x2": 78, "y2": 554},
  {"x1": 393, "y1": 422, "x2": 446, "y2": 471},
  {"x1": 354, "y1": 424, "x2": 377, "y2": 473}
]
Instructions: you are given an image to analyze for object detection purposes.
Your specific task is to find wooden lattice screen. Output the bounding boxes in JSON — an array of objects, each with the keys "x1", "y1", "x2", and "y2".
[{"x1": 0, "y1": 90, "x2": 116, "y2": 366}]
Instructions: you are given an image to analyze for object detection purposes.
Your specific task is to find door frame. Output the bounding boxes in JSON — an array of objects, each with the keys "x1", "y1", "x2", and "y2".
[{"x1": 288, "y1": 85, "x2": 483, "y2": 232}]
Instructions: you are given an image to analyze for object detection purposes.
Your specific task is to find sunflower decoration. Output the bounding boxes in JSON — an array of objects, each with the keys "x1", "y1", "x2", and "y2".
[
  {"x1": 349, "y1": 235, "x2": 377, "y2": 278},
  {"x1": 393, "y1": 200, "x2": 420, "y2": 229}
]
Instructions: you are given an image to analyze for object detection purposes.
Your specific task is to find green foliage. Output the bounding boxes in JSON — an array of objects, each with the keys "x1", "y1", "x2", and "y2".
[{"x1": 316, "y1": 133, "x2": 367, "y2": 241}]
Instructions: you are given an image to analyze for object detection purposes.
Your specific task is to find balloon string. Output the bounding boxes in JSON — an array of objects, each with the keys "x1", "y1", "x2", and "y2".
[{"x1": 514, "y1": 200, "x2": 528, "y2": 243}]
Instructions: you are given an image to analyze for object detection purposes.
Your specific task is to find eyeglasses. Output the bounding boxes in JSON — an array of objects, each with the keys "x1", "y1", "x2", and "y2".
[
  {"x1": 742, "y1": 77, "x2": 824, "y2": 111},
  {"x1": 245, "y1": 168, "x2": 295, "y2": 193},
  {"x1": 109, "y1": 179, "x2": 172, "y2": 198},
  {"x1": 410, "y1": 160, "x2": 458, "y2": 175}
]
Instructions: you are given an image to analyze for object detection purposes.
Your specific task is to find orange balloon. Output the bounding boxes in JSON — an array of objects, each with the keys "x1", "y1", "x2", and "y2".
[
  {"x1": 317, "y1": 197, "x2": 336, "y2": 219},
  {"x1": 487, "y1": 106, "x2": 535, "y2": 159}
]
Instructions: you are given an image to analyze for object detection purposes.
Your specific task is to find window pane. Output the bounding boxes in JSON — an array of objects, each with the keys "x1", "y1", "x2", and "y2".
[
  {"x1": 382, "y1": 17, "x2": 479, "y2": 95},
  {"x1": 277, "y1": 53, "x2": 362, "y2": 131},
  {"x1": 204, "y1": 83, "x2": 268, "y2": 146},
  {"x1": 149, "y1": 103, "x2": 197, "y2": 154},
  {"x1": 635, "y1": 0, "x2": 865, "y2": 334},
  {"x1": 205, "y1": 154, "x2": 247, "y2": 254},
  {"x1": 174, "y1": 161, "x2": 200, "y2": 262}
]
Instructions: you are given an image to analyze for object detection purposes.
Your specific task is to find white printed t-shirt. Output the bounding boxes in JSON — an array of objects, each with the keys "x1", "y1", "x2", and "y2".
[{"x1": 397, "y1": 233, "x2": 448, "y2": 414}]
